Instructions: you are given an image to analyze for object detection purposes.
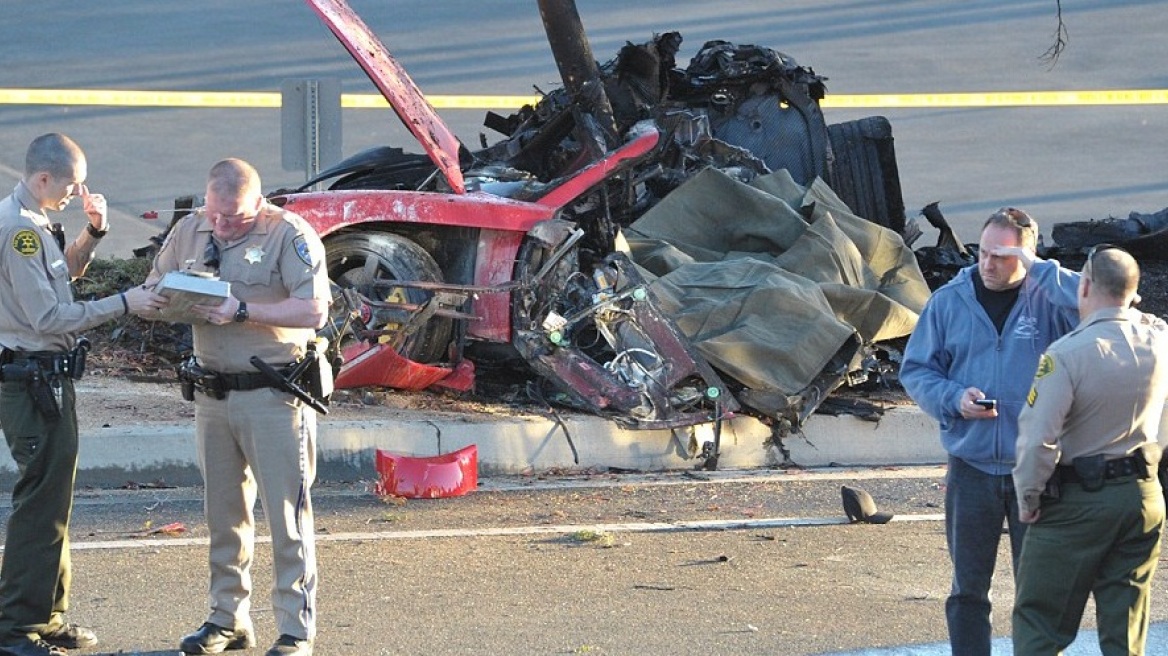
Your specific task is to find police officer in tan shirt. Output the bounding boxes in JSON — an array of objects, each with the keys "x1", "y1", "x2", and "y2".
[
  {"x1": 1012, "y1": 245, "x2": 1168, "y2": 655},
  {"x1": 141, "y1": 159, "x2": 329, "y2": 656},
  {"x1": 0, "y1": 133, "x2": 164, "y2": 656}
]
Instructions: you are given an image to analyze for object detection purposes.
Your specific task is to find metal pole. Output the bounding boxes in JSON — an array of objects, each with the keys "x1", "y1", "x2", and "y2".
[
  {"x1": 305, "y1": 79, "x2": 321, "y2": 184},
  {"x1": 536, "y1": 0, "x2": 619, "y2": 149}
]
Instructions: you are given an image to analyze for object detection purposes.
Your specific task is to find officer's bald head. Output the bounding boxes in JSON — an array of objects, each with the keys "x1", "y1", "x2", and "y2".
[
  {"x1": 207, "y1": 158, "x2": 261, "y2": 201},
  {"x1": 1085, "y1": 246, "x2": 1139, "y2": 304},
  {"x1": 25, "y1": 133, "x2": 85, "y2": 180},
  {"x1": 204, "y1": 158, "x2": 264, "y2": 242}
]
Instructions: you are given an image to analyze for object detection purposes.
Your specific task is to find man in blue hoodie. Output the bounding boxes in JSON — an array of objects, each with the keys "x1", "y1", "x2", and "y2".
[{"x1": 900, "y1": 207, "x2": 1080, "y2": 656}]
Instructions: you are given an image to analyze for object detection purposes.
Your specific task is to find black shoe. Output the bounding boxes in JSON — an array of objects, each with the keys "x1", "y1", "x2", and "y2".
[
  {"x1": 179, "y1": 622, "x2": 255, "y2": 654},
  {"x1": 264, "y1": 634, "x2": 312, "y2": 656},
  {"x1": 0, "y1": 636, "x2": 66, "y2": 656},
  {"x1": 40, "y1": 622, "x2": 98, "y2": 649}
]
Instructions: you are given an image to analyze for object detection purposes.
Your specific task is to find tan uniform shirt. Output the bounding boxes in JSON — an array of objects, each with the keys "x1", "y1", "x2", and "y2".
[
  {"x1": 1014, "y1": 306, "x2": 1168, "y2": 514},
  {"x1": 0, "y1": 182, "x2": 122, "y2": 351},
  {"x1": 143, "y1": 201, "x2": 329, "y2": 372}
]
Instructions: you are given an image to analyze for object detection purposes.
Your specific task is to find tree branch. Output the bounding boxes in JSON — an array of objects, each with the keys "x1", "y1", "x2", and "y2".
[{"x1": 1039, "y1": 0, "x2": 1069, "y2": 68}]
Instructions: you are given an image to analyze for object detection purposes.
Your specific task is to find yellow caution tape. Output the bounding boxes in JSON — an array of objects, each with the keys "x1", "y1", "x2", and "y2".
[
  {"x1": 0, "y1": 88, "x2": 538, "y2": 109},
  {"x1": 1, "y1": 88, "x2": 1166, "y2": 109},
  {"x1": 0, "y1": 88, "x2": 281, "y2": 108}
]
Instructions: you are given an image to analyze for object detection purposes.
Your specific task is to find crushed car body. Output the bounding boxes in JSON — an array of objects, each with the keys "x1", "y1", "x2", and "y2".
[
  {"x1": 280, "y1": 0, "x2": 738, "y2": 431},
  {"x1": 1049, "y1": 206, "x2": 1168, "y2": 259},
  {"x1": 159, "y1": 0, "x2": 932, "y2": 437}
]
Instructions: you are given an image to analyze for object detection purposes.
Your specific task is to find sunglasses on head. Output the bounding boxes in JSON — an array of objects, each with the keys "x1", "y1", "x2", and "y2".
[
  {"x1": 999, "y1": 207, "x2": 1032, "y2": 228},
  {"x1": 1085, "y1": 242, "x2": 1130, "y2": 273},
  {"x1": 1086, "y1": 242, "x2": 1125, "y2": 262}
]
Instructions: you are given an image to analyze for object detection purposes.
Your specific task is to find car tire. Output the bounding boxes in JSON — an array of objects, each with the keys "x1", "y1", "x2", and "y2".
[
  {"x1": 826, "y1": 116, "x2": 906, "y2": 234},
  {"x1": 326, "y1": 232, "x2": 452, "y2": 364}
]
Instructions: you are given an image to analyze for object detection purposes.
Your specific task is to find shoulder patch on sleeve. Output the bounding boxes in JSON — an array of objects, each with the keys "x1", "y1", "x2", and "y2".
[
  {"x1": 294, "y1": 235, "x2": 314, "y2": 266},
  {"x1": 1034, "y1": 354, "x2": 1055, "y2": 379},
  {"x1": 1027, "y1": 386, "x2": 1037, "y2": 407},
  {"x1": 12, "y1": 229, "x2": 41, "y2": 256}
]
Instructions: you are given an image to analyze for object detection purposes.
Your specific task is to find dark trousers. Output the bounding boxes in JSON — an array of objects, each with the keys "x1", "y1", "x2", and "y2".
[
  {"x1": 1013, "y1": 475, "x2": 1164, "y2": 655},
  {"x1": 944, "y1": 456, "x2": 1027, "y2": 656},
  {"x1": 0, "y1": 378, "x2": 78, "y2": 640}
]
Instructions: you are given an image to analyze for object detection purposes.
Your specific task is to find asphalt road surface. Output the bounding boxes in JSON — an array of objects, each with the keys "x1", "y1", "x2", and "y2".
[
  {"x1": 17, "y1": 468, "x2": 1167, "y2": 655},
  {"x1": 1, "y1": 0, "x2": 1166, "y2": 256}
]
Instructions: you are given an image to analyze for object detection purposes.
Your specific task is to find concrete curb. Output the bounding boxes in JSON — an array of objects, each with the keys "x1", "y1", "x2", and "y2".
[{"x1": 0, "y1": 406, "x2": 943, "y2": 489}]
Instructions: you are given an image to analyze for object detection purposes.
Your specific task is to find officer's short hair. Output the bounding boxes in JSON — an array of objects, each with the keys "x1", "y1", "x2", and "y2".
[
  {"x1": 207, "y1": 158, "x2": 261, "y2": 199},
  {"x1": 983, "y1": 207, "x2": 1038, "y2": 250},
  {"x1": 25, "y1": 133, "x2": 84, "y2": 180},
  {"x1": 1086, "y1": 245, "x2": 1139, "y2": 300}
]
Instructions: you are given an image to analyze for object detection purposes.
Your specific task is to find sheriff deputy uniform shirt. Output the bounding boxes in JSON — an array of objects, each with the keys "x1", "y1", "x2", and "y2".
[
  {"x1": 0, "y1": 182, "x2": 123, "y2": 352},
  {"x1": 1014, "y1": 306, "x2": 1168, "y2": 514},
  {"x1": 143, "y1": 201, "x2": 329, "y2": 373}
]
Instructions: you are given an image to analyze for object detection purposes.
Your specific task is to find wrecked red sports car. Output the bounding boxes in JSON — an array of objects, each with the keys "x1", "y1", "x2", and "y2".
[
  {"x1": 276, "y1": 0, "x2": 740, "y2": 431},
  {"x1": 164, "y1": 0, "x2": 928, "y2": 441}
]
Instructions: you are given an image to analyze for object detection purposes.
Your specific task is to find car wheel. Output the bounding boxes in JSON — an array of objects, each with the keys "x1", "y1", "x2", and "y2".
[
  {"x1": 826, "y1": 116, "x2": 906, "y2": 233},
  {"x1": 326, "y1": 232, "x2": 452, "y2": 364}
]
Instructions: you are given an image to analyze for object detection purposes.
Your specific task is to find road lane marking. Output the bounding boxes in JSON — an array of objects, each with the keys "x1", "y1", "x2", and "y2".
[{"x1": 40, "y1": 512, "x2": 946, "y2": 551}]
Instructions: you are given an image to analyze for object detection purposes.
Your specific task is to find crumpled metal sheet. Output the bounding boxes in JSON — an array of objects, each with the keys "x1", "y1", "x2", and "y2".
[{"x1": 625, "y1": 168, "x2": 929, "y2": 423}]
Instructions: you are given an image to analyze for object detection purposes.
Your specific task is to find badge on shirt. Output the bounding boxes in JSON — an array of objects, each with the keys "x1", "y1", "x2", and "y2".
[
  {"x1": 1027, "y1": 386, "x2": 1037, "y2": 407},
  {"x1": 1034, "y1": 354, "x2": 1055, "y2": 379},
  {"x1": 294, "y1": 235, "x2": 314, "y2": 267},
  {"x1": 244, "y1": 245, "x2": 265, "y2": 264},
  {"x1": 11, "y1": 229, "x2": 40, "y2": 256}
]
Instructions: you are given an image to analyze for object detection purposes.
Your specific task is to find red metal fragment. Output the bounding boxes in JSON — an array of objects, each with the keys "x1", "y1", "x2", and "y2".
[{"x1": 374, "y1": 445, "x2": 478, "y2": 499}]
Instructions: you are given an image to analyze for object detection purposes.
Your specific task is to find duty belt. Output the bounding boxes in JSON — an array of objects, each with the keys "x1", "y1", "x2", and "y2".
[
  {"x1": 1058, "y1": 454, "x2": 1146, "y2": 482},
  {"x1": 216, "y1": 369, "x2": 294, "y2": 392},
  {"x1": 8, "y1": 351, "x2": 70, "y2": 369},
  {"x1": 1057, "y1": 453, "x2": 1151, "y2": 495},
  {"x1": 177, "y1": 358, "x2": 294, "y2": 400},
  {"x1": 0, "y1": 339, "x2": 90, "y2": 381},
  {"x1": 176, "y1": 347, "x2": 331, "y2": 415}
]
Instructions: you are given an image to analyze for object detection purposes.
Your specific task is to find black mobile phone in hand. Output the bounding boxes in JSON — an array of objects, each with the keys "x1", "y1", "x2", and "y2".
[{"x1": 974, "y1": 399, "x2": 997, "y2": 410}]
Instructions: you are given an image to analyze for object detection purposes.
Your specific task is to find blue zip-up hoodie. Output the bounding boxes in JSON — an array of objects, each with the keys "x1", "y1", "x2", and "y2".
[{"x1": 900, "y1": 259, "x2": 1080, "y2": 475}]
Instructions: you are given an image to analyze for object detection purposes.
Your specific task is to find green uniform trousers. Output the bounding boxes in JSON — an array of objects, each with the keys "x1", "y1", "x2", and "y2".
[
  {"x1": 1013, "y1": 474, "x2": 1164, "y2": 655},
  {"x1": 0, "y1": 377, "x2": 78, "y2": 641}
]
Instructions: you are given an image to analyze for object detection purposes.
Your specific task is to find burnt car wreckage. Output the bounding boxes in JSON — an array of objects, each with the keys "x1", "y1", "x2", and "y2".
[
  {"x1": 153, "y1": 0, "x2": 930, "y2": 465},
  {"x1": 1049, "y1": 207, "x2": 1168, "y2": 260}
]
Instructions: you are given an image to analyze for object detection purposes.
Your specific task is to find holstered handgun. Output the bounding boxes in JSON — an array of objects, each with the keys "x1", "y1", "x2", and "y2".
[
  {"x1": 304, "y1": 339, "x2": 334, "y2": 405},
  {"x1": 176, "y1": 356, "x2": 225, "y2": 400},
  {"x1": 176, "y1": 357, "x2": 197, "y2": 401},
  {"x1": 33, "y1": 370, "x2": 61, "y2": 421},
  {"x1": 1041, "y1": 474, "x2": 1061, "y2": 501},
  {"x1": 249, "y1": 342, "x2": 330, "y2": 415},
  {"x1": 1132, "y1": 448, "x2": 1152, "y2": 479},
  {"x1": 67, "y1": 337, "x2": 90, "y2": 380},
  {"x1": 2, "y1": 362, "x2": 61, "y2": 421}
]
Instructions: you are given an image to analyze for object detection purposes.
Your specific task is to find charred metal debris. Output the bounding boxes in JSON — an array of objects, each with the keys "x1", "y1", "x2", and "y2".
[{"x1": 144, "y1": 0, "x2": 933, "y2": 460}]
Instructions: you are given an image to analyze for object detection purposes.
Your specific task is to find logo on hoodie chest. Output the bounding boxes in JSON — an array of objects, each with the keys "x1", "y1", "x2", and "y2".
[{"x1": 1013, "y1": 315, "x2": 1039, "y2": 338}]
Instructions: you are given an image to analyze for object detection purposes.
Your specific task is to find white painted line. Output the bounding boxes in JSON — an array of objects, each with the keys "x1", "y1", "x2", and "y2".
[{"x1": 51, "y1": 512, "x2": 946, "y2": 552}]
